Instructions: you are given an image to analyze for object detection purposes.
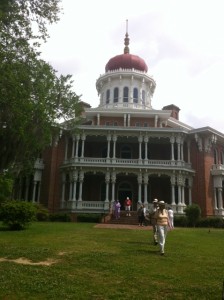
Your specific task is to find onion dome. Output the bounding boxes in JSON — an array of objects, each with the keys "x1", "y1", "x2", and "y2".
[{"x1": 105, "y1": 21, "x2": 148, "y2": 72}]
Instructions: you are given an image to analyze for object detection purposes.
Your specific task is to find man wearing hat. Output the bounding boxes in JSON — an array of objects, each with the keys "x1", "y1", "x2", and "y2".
[
  {"x1": 149, "y1": 198, "x2": 159, "y2": 245},
  {"x1": 154, "y1": 200, "x2": 171, "y2": 255}
]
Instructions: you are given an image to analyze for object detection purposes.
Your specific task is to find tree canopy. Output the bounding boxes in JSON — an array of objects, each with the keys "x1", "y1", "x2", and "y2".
[{"x1": 0, "y1": 0, "x2": 83, "y2": 173}]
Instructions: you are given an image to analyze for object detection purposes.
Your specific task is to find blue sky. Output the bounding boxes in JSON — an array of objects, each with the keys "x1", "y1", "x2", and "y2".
[{"x1": 40, "y1": 0, "x2": 224, "y2": 133}]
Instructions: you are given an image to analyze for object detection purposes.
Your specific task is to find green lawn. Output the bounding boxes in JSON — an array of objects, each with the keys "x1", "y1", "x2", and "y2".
[{"x1": 0, "y1": 222, "x2": 223, "y2": 300}]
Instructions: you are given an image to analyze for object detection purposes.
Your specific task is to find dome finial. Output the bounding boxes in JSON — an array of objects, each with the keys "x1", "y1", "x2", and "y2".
[{"x1": 124, "y1": 19, "x2": 130, "y2": 54}]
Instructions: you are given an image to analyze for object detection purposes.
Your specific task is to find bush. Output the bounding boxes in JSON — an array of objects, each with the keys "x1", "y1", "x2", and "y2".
[
  {"x1": 49, "y1": 213, "x2": 71, "y2": 222},
  {"x1": 0, "y1": 200, "x2": 37, "y2": 230},
  {"x1": 77, "y1": 213, "x2": 101, "y2": 223},
  {"x1": 174, "y1": 215, "x2": 188, "y2": 227},
  {"x1": 0, "y1": 173, "x2": 13, "y2": 204},
  {"x1": 184, "y1": 204, "x2": 201, "y2": 227},
  {"x1": 197, "y1": 217, "x2": 224, "y2": 228},
  {"x1": 35, "y1": 204, "x2": 49, "y2": 221}
]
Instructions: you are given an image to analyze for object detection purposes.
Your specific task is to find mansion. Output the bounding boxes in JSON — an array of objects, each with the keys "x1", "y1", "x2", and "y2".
[{"x1": 14, "y1": 29, "x2": 224, "y2": 219}]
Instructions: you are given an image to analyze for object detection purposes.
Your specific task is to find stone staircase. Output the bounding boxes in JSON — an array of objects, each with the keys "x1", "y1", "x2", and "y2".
[{"x1": 104, "y1": 210, "x2": 150, "y2": 226}]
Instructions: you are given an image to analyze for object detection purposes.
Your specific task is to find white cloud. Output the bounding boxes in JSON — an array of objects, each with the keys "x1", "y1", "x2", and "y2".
[{"x1": 40, "y1": 0, "x2": 224, "y2": 132}]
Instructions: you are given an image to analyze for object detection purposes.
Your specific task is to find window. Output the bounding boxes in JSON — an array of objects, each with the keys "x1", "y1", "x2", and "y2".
[
  {"x1": 106, "y1": 89, "x2": 110, "y2": 104},
  {"x1": 123, "y1": 87, "x2": 129, "y2": 102},
  {"x1": 114, "y1": 87, "x2": 119, "y2": 103},
  {"x1": 133, "y1": 88, "x2": 138, "y2": 103}
]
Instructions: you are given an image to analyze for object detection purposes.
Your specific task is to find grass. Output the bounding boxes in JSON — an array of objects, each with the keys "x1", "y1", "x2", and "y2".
[{"x1": 0, "y1": 222, "x2": 223, "y2": 300}]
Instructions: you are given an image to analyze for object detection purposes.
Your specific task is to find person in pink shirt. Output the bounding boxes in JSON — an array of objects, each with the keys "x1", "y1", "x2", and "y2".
[{"x1": 155, "y1": 200, "x2": 171, "y2": 256}]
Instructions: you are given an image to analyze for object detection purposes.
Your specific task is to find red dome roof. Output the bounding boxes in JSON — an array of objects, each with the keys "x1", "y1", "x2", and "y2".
[{"x1": 105, "y1": 53, "x2": 148, "y2": 72}]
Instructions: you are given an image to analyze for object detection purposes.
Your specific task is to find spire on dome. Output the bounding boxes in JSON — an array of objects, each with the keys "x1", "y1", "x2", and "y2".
[{"x1": 124, "y1": 19, "x2": 130, "y2": 54}]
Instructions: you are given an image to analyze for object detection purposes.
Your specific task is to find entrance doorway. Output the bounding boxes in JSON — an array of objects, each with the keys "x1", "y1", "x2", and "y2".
[{"x1": 118, "y1": 182, "x2": 133, "y2": 210}]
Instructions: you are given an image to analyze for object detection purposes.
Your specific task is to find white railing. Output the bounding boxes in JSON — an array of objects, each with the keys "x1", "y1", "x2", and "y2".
[{"x1": 63, "y1": 157, "x2": 192, "y2": 169}]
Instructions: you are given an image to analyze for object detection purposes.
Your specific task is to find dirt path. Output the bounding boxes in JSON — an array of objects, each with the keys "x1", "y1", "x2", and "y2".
[{"x1": 94, "y1": 224, "x2": 152, "y2": 230}]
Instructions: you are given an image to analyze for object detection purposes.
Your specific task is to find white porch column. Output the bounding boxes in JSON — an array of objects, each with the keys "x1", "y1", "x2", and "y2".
[
  {"x1": 64, "y1": 136, "x2": 68, "y2": 160},
  {"x1": 69, "y1": 172, "x2": 73, "y2": 201},
  {"x1": 188, "y1": 177, "x2": 193, "y2": 205},
  {"x1": 176, "y1": 136, "x2": 181, "y2": 161},
  {"x1": 107, "y1": 134, "x2": 111, "y2": 159},
  {"x1": 170, "y1": 136, "x2": 175, "y2": 161},
  {"x1": 187, "y1": 140, "x2": 191, "y2": 163},
  {"x1": 61, "y1": 173, "x2": 66, "y2": 208},
  {"x1": 143, "y1": 173, "x2": 148, "y2": 206},
  {"x1": 105, "y1": 171, "x2": 110, "y2": 202},
  {"x1": 213, "y1": 187, "x2": 218, "y2": 210},
  {"x1": 78, "y1": 171, "x2": 84, "y2": 203},
  {"x1": 127, "y1": 114, "x2": 130, "y2": 127},
  {"x1": 144, "y1": 136, "x2": 148, "y2": 161},
  {"x1": 138, "y1": 173, "x2": 142, "y2": 204},
  {"x1": 81, "y1": 133, "x2": 86, "y2": 158},
  {"x1": 71, "y1": 135, "x2": 76, "y2": 158},
  {"x1": 170, "y1": 175, "x2": 176, "y2": 205},
  {"x1": 111, "y1": 172, "x2": 116, "y2": 203},
  {"x1": 181, "y1": 185, "x2": 185, "y2": 205},
  {"x1": 124, "y1": 114, "x2": 127, "y2": 127},
  {"x1": 218, "y1": 187, "x2": 223, "y2": 209},
  {"x1": 138, "y1": 135, "x2": 143, "y2": 164},
  {"x1": 32, "y1": 181, "x2": 37, "y2": 203},
  {"x1": 75, "y1": 135, "x2": 80, "y2": 158},
  {"x1": 112, "y1": 134, "x2": 117, "y2": 159},
  {"x1": 72, "y1": 171, "x2": 78, "y2": 202},
  {"x1": 180, "y1": 140, "x2": 184, "y2": 161}
]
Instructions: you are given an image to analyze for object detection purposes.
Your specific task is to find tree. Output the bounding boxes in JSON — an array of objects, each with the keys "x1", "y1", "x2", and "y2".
[
  {"x1": 0, "y1": 0, "x2": 83, "y2": 173},
  {"x1": 184, "y1": 204, "x2": 201, "y2": 227}
]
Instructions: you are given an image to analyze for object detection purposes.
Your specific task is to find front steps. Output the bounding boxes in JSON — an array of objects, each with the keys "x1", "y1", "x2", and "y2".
[{"x1": 104, "y1": 211, "x2": 151, "y2": 226}]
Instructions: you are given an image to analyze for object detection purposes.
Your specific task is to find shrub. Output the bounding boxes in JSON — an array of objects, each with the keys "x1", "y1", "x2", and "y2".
[
  {"x1": 77, "y1": 213, "x2": 101, "y2": 223},
  {"x1": 197, "y1": 217, "x2": 224, "y2": 228},
  {"x1": 49, "y1": 213, "x2": 71, "y2": 222},
  {"x1": 0, "y1": 173, "x2": 13, "y2": 204},
  {"x1": 35, "y1": 204, "x2": 49, "y2": 221},
  {"x1": 0, "y1": 200, "x2": 37, "y2": 230},
  {"x1": 184, "y1": 204, "x2": 201, "y2": 227},
  {"x1": 174, "y1": 215, "x2": 188, "y2": 227}
]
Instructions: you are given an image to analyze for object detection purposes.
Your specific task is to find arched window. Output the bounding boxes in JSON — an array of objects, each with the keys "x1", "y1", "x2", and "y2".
[
  {"x1": 142, "y1": 90, "x2": 146, "y2": 105},
  {"x1": 133, "y1": 88, "x2": 138, "y2": 103},
  {"x1": 114, "y1": 87, "x2": 119, "y2": 103},
  {"x1": 106, "y1": 89, "x2": 110, "y2": 104},
  {"x1": 123, "y1": 87, "x2": 129, "y2": 102}
]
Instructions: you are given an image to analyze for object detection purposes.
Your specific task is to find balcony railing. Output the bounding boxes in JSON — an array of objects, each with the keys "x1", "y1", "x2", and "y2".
[{"x1": 62, "y1": 157, "x2": 192, "y2": 169}]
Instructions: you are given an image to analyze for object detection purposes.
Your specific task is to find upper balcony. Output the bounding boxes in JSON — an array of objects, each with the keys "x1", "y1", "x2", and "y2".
[
  {"x1": 61, "y1": 157, "x2": 193, "y2": 172},
  {"x1": 211, "y1": 164, "x2": 224, "y2": 176}
]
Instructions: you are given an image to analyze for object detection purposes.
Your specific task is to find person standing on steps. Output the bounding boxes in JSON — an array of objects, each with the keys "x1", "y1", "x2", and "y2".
[
  {"x1": 114, "y1": 200, "x2": 121, "y2": 220},
  {"x1": 124, "y1": 197, "x2": 132, "y2": 216},
  {"x1": 155, "y1": 200, "x2": 171, "y2": 256},
  {"x1": 149, "y1": 199, "x2": 159, "y2": 245}
]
